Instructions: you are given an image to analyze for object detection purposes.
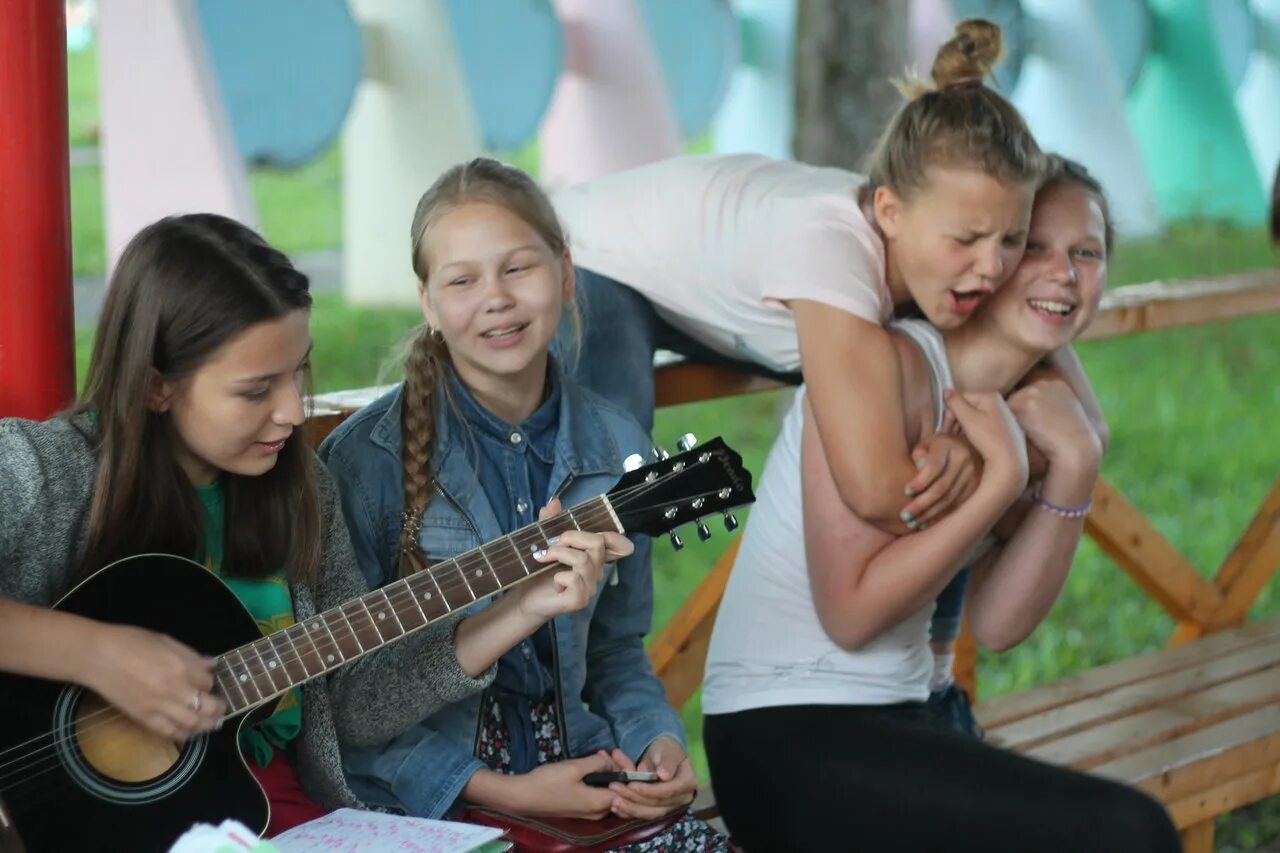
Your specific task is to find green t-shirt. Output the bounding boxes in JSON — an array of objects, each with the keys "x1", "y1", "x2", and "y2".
[{"x1": 196, "y1": 482, "x2": 302, "y2": 767}]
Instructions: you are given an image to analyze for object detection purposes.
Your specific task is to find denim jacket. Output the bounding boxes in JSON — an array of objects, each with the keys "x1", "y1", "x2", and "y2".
[{"x1": 318, "y1": 372, "x2": 685, "y2": 819}]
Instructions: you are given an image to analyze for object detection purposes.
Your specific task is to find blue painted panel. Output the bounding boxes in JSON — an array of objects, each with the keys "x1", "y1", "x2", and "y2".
[
  {"x1": 1210, "y1": 0, "x2": 1257, "y2": 90},
  {"x1": 442, "y1": 0, "x2": 562, "y2": 151},
  {"x1": 947, "y1": 0, "x2": 1028, "y2": 91},
  {"x1": 1094, "y1": 0, "x2": 1152, "y2": 93},
  {"x1": 639, "y1": 0, "x2": 739, "y2": 138},
  {"x1": 195, "y1": 0, "x2": 362, "y2": 168}
]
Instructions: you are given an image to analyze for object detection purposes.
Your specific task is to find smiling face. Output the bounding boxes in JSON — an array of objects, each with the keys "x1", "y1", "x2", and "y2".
[
  {"x1": 875, "y1": 166, "x2": 1036, "y2": 329},
  {"x1": 418, "y1": 200, "x2": 572, "y2": 400},
  {"x1": 154, "y1": 309, "x2": 312, "y2": 486},
  {"x1": 985, "y1": 181, "x2": 1108, "y2": 352}
]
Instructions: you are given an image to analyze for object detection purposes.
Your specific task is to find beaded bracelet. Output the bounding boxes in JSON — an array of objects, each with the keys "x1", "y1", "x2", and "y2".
[{"x1": 1034, "y1": 493, "x2": 1093, "y2": 519}]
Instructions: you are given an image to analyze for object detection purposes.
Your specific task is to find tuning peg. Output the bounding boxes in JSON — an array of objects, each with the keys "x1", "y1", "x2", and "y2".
[
  {"x1": 623, "y1": 453, "x2": 644, "y2": 472},
  {"x1": 676, "y1": 433, "x2": 698, "y2": 452},
  {"x1": 652, "y1": 446, "x2": 670, "y2": 461},
  {"x1": 696, "y1": 520, "x2": 712, "y2": 541},
  {"x1": 669, "y1": 531, "x2": 685, "y2": 551},
  {"x1": 722, "y1": 511, "x2": 739, "y2": 532}
]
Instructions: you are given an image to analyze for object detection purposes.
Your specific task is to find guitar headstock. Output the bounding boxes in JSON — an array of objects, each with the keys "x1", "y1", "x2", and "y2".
[{"x1": 606, "y1": 435, "x2": 755, "y2": 547}]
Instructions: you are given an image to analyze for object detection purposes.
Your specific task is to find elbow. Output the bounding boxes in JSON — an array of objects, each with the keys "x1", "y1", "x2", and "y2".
[
  {"x1": 834, "y1": 479, "x2": 906, "y2": 530},
  {"x1": 969, "y1": 614, "x2": 1030, "y2": 654},
  {"x1": 816, "y1": 609, "x2": 881, "y2": 653}
]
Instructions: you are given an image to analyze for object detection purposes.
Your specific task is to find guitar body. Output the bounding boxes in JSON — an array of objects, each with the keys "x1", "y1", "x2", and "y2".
[{"x1": 0, "y1": 555, "x2": 269, "y2": 852}]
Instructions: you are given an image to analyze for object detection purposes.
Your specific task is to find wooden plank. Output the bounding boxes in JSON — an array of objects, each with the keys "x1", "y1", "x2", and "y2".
[
  {"x1": 977, "y1": 618, "x2": 1280, "y2": 729},
  {"x1": 1078, "y1": 270, "x2": 1280, "y2": 341},
  {"x1": 649, "y1": 539, "x2": 740, "y2": 675},
  {"x1": 1168, "y1": 621, "x2": 1205, "y2": 649},
  {"x1": 1179, "y1": 820, "x2": 1214, "y2": 853},
  {"x1": 654, "y1": 361, "x2": 786, "y2": 408},
  {"x1": 1024, "y1": 670, "x2": 1280, "y2": 770},
  {"x1": 988, "y1": 644, "x2": 1280, "y2": 751},
  {"x1": 1093, "y1": 706, "x2": 1280, "y2": 802},
  {"x1": 1083, "y1": 478, "x2": 1223, "y2": 625},
  {"x1": 1165, "y1": 764, "x2": 1280, "y2": 829},
  {"x1": 650, "y1": 538, "x2": 741, "y2": 709},
  {"x1": 1210, "y1": 475, "x2": 1280, "y2": 628}
]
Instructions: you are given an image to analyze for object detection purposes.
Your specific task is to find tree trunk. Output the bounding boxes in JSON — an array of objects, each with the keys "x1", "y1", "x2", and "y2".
[{"x1": 792, "y1": 0, "x2": 909, "y2": 171}]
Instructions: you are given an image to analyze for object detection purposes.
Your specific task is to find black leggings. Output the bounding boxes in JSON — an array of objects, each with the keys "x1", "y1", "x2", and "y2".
[{"x1": 704, "y1": 704, "x2": 1181, "y2": 853}]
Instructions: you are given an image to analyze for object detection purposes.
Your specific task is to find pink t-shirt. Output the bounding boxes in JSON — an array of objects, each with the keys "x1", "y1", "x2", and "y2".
[{"x1": 553, "y1": 154, "x2": 892, "y2": 373}]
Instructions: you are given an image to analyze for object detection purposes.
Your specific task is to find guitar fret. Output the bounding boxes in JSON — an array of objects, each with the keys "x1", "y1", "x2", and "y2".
[
  {"x1": 466, "y1": 546, "x2": 504, "y2": 597},
  {"x1": 564, "y1": 505, "x2": 582, "y2": 531},
  {"x1": 214, "y1": 659, "x2": 248, "y2": 711},
  {"x1": 504, "y1": 535, "x2": 536, "y2": 581},
  {"x1": 231, "y1": 649, "x2": 265, "y2": 703},
  {"x1": 271, "y1": 626, "x2": 312, "y2": 684},
  {"x1": 332, "y1": 609, "x2": 367, "y2": 658},
  {"x1": 359, "y1": 594, "x2": 403, "y2": 645},
  {"x1": 475, "y1": 546, "x2": 505, "y2": 592},
  {"x1": 454, "y1": 557, "x2": 479, "y2": 601},
  {"x1": 377, "y1": 586, "x2": 411, "y2": 634},
  {"x1": 248, "y1": 641, "x2": 287, "y2": 695},
  {"x1": 425, "y1": 568, "x2": 453, "y2": 613},
  {"x1": 314, "y1": 616, "x2": 346, "y2": 670}
]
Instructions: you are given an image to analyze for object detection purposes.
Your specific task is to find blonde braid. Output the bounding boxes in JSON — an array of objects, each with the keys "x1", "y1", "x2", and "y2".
[{"x1": 397, "y1": 325, "x2": 445, "y2": 578}]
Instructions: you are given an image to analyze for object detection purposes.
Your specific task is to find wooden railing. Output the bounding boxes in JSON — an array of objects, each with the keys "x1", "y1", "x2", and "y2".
[{"x1": 307, "y1": 269, "x2": 1280, "y2": 707}]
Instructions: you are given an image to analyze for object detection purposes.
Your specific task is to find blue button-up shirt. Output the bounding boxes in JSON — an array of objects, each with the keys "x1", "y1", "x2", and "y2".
[{"x1": 319, "y1": 360, "x2": 686, "y2": 819}]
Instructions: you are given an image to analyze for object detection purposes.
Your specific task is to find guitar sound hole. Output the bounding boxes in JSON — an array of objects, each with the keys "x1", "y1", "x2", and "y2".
[
  {"x1": 52, "y1": 686, "x2": 208, "y2": 804},
  {"x1": 74, "y1": 693, "x2": 181, "y2": 784}
]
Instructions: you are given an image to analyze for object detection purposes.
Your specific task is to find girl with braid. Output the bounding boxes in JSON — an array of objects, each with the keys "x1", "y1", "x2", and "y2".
[{"x1": 320, "y1": 159, "x2": 723, "y2": 847}]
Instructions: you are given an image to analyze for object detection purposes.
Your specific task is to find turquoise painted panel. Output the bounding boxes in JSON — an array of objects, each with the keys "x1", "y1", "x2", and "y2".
[
  {"x1": 442, "y1": 0, "x2": 562, "y2": 151},
  {"x1": 639, "y1": 0, "x2": 739, "y2": 138},
  {"x1": 195, "y1": 0, "x2": 362, "y2": 168},
  {"x1": 1128, "y1": 0, "x2": 1266, "y2": 221}
]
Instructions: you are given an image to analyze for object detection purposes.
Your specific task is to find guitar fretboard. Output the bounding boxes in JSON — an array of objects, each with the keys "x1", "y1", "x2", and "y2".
[{"x1": 211, "y1": 496, "x2": 619, "y2": 715}]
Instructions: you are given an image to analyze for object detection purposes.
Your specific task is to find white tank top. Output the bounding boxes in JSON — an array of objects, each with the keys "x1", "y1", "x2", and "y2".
[{"x1": 702, "y1": 320, "x2": 954, "y2": 713}]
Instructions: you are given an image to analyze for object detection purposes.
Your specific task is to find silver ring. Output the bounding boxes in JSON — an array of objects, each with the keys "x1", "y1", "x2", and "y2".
[{"x1": 192, "y1": 692, "x2": 202, "y2": 712}]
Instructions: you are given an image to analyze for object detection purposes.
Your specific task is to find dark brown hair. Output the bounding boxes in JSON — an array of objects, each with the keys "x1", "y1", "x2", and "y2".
[
  {"x1": 1040, "y1": 154, "x2": 1115, "y2": 258},
  {"x1": 866, "y1": 19, "x2": 1044, "y2": 199},
  {"x1": 397, "y1": 158, "x2": 575, "y2": 577},
  {"x1": 75, "y1": 213, "x2": 321, "y2": 584}
]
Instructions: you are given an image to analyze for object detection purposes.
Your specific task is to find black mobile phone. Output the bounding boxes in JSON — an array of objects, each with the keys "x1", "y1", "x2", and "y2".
[{"x1": 582, "y1": 770, "x2": 660, "y2": 787}]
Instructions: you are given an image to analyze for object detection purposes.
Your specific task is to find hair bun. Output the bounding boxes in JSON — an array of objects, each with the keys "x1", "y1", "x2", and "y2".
[{"x1": 931, "y1": 18, "x2": 1004, "y2": 90}]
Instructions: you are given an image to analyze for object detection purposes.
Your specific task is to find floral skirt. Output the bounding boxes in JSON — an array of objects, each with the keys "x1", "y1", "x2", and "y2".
[{"x1": 476, "y1": 694, "x2": 727, "y2": 852}]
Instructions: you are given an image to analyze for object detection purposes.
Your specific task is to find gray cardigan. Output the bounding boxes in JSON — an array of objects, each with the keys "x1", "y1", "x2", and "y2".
[{"x1": 0, "y1": 414, "x2": 495, "y2": 810}]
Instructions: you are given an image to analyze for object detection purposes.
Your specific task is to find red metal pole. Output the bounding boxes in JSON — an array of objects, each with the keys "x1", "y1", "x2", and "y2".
[{"x1": 0, "y1": 0, "x2": 75, "y2": 420}]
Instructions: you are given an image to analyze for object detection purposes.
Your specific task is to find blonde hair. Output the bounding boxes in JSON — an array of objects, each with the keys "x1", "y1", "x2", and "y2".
[
  {"x1": 867, "y1": 19, "x2": 1043, "y2": 200},
  {"x1": 397, "y1": 158, "x2": 577, "y2": 577}
]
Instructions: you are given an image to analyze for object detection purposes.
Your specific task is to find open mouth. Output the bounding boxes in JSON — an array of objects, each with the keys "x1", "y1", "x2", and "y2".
[
  {"x1": 948, "y1": 288, "x2": 990, "y2": 316},
  {"x1": 1027, "y1": 298, "x2": 1077, "y2": 323},
  {"x1": 481, "y1": 322, "x2": 529, "y2": 340}
]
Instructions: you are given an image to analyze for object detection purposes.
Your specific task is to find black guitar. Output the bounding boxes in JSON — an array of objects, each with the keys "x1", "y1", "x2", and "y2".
[{"x1": 0, "y1": 437, "x2": 753, "y2": 852}]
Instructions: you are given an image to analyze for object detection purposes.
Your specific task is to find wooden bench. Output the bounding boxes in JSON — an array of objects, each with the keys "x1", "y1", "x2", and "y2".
[{"x1": 306, "y1": 270, "x2": 1280, "y2": 850}]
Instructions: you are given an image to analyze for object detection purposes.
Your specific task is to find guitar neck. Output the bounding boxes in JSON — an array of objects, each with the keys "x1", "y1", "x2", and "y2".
[{"x1": 211, "y1": 495, "x2": 620, "y2": 715}]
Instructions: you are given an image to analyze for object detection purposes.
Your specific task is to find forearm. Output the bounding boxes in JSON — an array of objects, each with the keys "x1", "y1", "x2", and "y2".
[
  {"x1": 818, "y1": 475, "x2": 1021, "y2": 649},
  {"x1": 463, "y1": 767, "x2": 528, "y2": 810},
  {"x1": 967, "y1": 459, "x2": 1098, "y2": 650},
  {"x1": 0, "y1": 597, "x2": 101, "y2": 686},
  {"x1": 1043, "y1": 348, "x2": 1109, "y2": 451},
  {"x1": 453, "y1": 593, "x2": 545, "y2": 677}
]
